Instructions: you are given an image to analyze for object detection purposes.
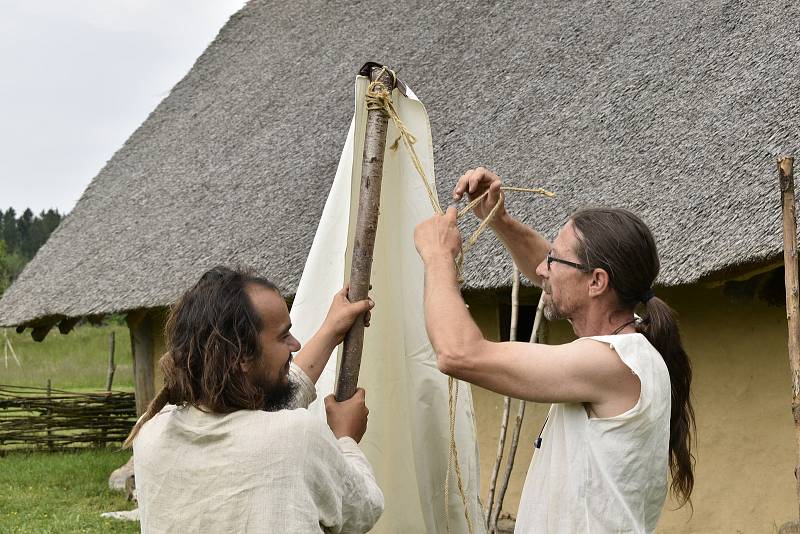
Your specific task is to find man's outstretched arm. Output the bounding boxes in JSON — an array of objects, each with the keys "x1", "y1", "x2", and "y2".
[{"x1": 414, "y1": 208, "x2": 639, "y2": 409}]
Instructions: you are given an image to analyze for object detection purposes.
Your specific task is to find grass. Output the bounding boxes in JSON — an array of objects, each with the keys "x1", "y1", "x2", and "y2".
[
  {"x1": 1, "y1": 324, "x2": 133, "y2": 391},
  {"x1": 0, "y1": 323, "x2": 140, "y2": 532},
  {"x1": 0, "y1": 448, "x2": 138, "y2": 533}
]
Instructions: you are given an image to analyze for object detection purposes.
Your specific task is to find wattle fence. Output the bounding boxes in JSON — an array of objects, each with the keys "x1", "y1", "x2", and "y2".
[{"x1": 0, "y1": 383, "x2": 137, "y2": 453}]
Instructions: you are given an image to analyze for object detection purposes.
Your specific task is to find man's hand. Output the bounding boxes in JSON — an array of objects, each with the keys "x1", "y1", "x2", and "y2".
[
  {"x1": 414, "y1": 206, "x2": 462, "y2": 263},
  {"x1": 325, "y1": 388, "x2": 369, "y2": 443},
  {"x1": 452, "y1": 167, "x2": 507, "y2": 222},
  {"x1": 320, "y1": 285, "x2": 374, "y2": 345}
]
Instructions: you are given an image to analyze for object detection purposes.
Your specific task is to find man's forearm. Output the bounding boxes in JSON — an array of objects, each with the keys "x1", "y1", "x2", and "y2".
[
  {"x1": 294, "y1": 327, "x2": 339, "y2": 384},
  {"x1": 423, "y1": 255, "x2": 484, "y2": 375},
  {"x1": 490, "y1": 212, "x2": 550, "y2": 285}
]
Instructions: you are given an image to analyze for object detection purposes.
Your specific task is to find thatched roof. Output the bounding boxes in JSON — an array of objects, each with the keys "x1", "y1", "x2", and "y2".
[{"x1": 1, "y1": 0, "x2": 797, "y2": 328}]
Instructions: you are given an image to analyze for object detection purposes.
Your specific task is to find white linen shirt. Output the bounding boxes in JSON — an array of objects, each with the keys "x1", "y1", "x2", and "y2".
[
  {"x1": 133, "y1": 363, "x2": 384, "y2": 533},
  {"x1": 515, "y1": 334, "x2": 671, "y2": 533}
]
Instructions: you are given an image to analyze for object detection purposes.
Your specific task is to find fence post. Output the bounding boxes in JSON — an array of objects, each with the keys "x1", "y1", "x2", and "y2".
[
  {"x1": 46, "y1": 379, "x2": 53, "y2": 452},
  {"x1": 105, "y1": 331, "x2": 116, "y2": 392}
]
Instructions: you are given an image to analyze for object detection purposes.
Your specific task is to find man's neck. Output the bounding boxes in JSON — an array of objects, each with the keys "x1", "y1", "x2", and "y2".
[{"x1": 570, "y1": 306, "x2": 635, "y2": 338}]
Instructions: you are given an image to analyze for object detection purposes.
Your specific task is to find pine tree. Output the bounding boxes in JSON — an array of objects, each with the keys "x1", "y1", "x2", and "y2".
[
  {"x1": 2, "y1": 208, "x2": 18, "y2": 254},
  {"x1": 25, "y1": 209, "x2": 62, "y2": 258},
  {"x1": 0, "y1": 240, "x2": 8, "y2": 293},
  {"x1": 41, "y1": 209, "x2": 62, "y2": 235},
  {"x1": 0, "y1": 208, "x2": 64, "y2": 295},
  {"x1": 17, "y1": 208, "x2": 34, "y2": 258}
]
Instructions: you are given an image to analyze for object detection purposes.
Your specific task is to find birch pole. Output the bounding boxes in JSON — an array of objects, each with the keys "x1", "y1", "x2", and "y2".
[
  {"x1": 491, "y1": 293, "x2": 546, "y2": 532},
  {"x1": 778, "y1": 155, "x2": 800, "y2": 519},
  {"x1": 335, "y1": 65, "x2": 395, "y2": 401},
  {"x1": 486, "y1": 264, "x2": 520, "y2": 526}
]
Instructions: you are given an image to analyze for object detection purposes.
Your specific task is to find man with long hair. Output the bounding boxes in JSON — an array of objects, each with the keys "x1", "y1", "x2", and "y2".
[
  {"x1": 414, "y1": 168, "x2": 694, "y2": 533},
  {"x1": 126, "y1": 266, "x2": 383, "y2": 533}
]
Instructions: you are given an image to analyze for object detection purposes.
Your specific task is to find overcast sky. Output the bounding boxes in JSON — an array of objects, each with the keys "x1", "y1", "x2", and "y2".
[{"x1": 0, "y1": 0, "x2": 248, "y2": 215}]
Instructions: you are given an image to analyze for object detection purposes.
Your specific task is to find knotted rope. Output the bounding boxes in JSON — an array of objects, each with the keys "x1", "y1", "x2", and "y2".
[
  {"x1": 365, "y1": 70, "x2": 443, "y2": 215},
  {"x1": 364, "y1": 67, "x2": 554, "y2": 533}
]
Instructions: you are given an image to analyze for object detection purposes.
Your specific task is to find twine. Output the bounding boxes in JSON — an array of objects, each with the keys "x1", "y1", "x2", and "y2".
[{"x1": 363, "y1": 66, "x2": 554, "y2": 533}]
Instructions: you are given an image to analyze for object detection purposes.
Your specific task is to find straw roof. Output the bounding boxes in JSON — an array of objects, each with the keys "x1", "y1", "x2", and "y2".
[{"x1": 1, "y1": 0, "x2": 797, "y2": 328}]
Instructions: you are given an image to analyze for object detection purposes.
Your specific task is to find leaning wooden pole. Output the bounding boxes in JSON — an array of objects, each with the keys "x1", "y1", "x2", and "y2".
[
  {"x1": 778, "y1": 155, "x2": 800, "y2": 519},
  {"x1": 335, "y1": 65, "x2": 395, "y2": 401},
  {"x1": 486, "y1": 264, "x2": 520, "y2": 526},
  {"x1": 491, "y1": 293, "x2": 546, "y2": 532}
]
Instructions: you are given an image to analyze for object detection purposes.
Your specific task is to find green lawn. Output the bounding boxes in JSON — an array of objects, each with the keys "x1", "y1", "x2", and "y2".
[
  {"x1": 0, "y1": 448, "x2": 138, "y2": 533},
  {"x1": 0, "y1": 324, "x2": 139, "y2": 531},
  {"x1": 1, "y1": 324, "x2": 133, "y2": 391}
]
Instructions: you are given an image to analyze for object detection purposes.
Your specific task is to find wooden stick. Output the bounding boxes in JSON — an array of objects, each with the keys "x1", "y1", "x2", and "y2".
[
  {"x1": 105, "y1": 331, "x2": 116, "y2": 392},
  {"x1": 486, "y1": 264, "x2": 520, "y2": 526},
  {"x1": 5, "y1": 330, "x2": 21, "y2": 368},
  {"x1": 46, "y1": 378, "x2": 53, "y2": 452},
  {"x1": 334, "y1": 66, "x2": 395, "y2": 401},
  {"x1": 491, "y1": 293, "x2": 546, "y2": 531},
  {"x1": 127, "y1": 311, "x2": 155, "y2": 416},
  {"x1": 779, "y1": 155, "x2": 800, "y2": 519}
]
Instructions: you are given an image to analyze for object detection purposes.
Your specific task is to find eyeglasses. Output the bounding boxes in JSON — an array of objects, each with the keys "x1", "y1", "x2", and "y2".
[{"x1": 546, "y1": 253, "x2": 591, "y2": 272}]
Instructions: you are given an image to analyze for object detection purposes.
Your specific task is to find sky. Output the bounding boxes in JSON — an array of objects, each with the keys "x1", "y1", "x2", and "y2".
[{"x1": 0, "y1": 0, "x2": 248, "y2": 215}]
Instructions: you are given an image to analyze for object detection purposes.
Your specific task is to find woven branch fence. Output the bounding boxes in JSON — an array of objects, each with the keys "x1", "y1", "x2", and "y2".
[{"x1": 0, "y1": 384, "x2": 137, "y2": 453}]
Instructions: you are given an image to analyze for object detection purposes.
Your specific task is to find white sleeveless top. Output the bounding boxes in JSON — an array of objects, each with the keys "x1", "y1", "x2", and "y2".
[{"x1": 514, "y1": 334, "x2": 671, "y2": 534}]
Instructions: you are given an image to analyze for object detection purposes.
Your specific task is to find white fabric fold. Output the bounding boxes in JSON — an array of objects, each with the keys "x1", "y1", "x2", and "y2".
[{"x1": 290, "y1": 75, "x2": 486, "y2": 533}]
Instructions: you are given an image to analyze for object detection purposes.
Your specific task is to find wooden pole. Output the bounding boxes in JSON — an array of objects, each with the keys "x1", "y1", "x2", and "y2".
[
  {"x1": 779, "y1": 155, "x2": 800, "y2": 519},
  {"x1": 127, "y1": 311, "x2": 155, "y2": 416},
  {"x1": 491, "y1": 293, "x2": 546, "y2": 531},
  {"x1": 105, "y1": 331, "x2": 116, "y2": 391},
  {"x1": 486, "y1": 264, "x2": 520, "y2": 525},
  {"x1": 46, "y1": 378, "x2": 53, "y2": 452},
  {"x1": 334, "y1": 65, "x2": 395, "y2": 401}
]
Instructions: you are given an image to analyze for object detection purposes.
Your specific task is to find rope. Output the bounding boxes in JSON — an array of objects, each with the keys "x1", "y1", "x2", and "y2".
[
  {"x1": 365, "y1": 69, "x2": 443, "y2": 215},
  {"x1": 444, "y1": 376, "x2": 474, "y2": 534},
  {"x1": 363, "y1": 66, "x2": 554, "y2": 533}
]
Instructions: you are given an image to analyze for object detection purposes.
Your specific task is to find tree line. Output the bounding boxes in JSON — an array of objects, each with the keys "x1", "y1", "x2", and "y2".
[{"x1": 0, "y1": 208, "x2": 63, "y2": 294}]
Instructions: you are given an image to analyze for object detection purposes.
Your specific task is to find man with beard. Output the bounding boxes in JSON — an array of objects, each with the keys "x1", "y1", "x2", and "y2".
[
  {"x1": 414, "y1": 168, "x2": 694, "y2": 533},
  {"x1": 126, "y1": 266, "x2": 383, "y2": 533}
]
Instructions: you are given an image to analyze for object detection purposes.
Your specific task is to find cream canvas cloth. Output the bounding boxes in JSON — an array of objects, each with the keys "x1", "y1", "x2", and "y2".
[{"x1": 289, "y1": 75, "x2": 486, "y2": 533}]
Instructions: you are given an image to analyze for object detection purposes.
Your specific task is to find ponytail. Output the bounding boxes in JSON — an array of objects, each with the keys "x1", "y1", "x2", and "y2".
[
  {"x1": 570, "y1": 207, "x2": 695, "y2": 506},
  {"x1": 123, "y1": 353, "x2": 177, "y2": 449},
  {"x1": 637, "y1": 296, "x2": 695, "y2": 507},
  {"x1": 123, "y1": 384, "x2": 171, "y2": 448}
]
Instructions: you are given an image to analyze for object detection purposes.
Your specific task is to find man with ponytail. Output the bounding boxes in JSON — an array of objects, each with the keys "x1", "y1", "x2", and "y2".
[
  {"x1": 126, "y1": 266, "x2": 383, "y2": 533},
  {"x1": 414, "y1": 168, "x2": 694, "y2": 533}
]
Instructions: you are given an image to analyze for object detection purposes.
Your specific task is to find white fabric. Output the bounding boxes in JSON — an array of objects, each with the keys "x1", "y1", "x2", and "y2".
[
  {"x1": 515, "y1": 333, "x2": 671, "y2": 534},
  {"x1": 290, "y1": 75, "x2": 485, "y2": 533},
  {"x1": 133, "y1": 363, "x2": 384, "y2": 534},
  {"x1": 100, "y1": 509, "x2": 140, "y2": 522}
]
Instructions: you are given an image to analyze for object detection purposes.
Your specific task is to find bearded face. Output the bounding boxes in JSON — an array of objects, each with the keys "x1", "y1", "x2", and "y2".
[
  {"x1": 243, "y1": 285, "x2": 303, "y2": 412},
  {"x1": 542, "y1": 280, "x2": 569, "y2": 322},
  {"x1": 256, "y1": 374, "x2": 299, "y2": 412}
]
